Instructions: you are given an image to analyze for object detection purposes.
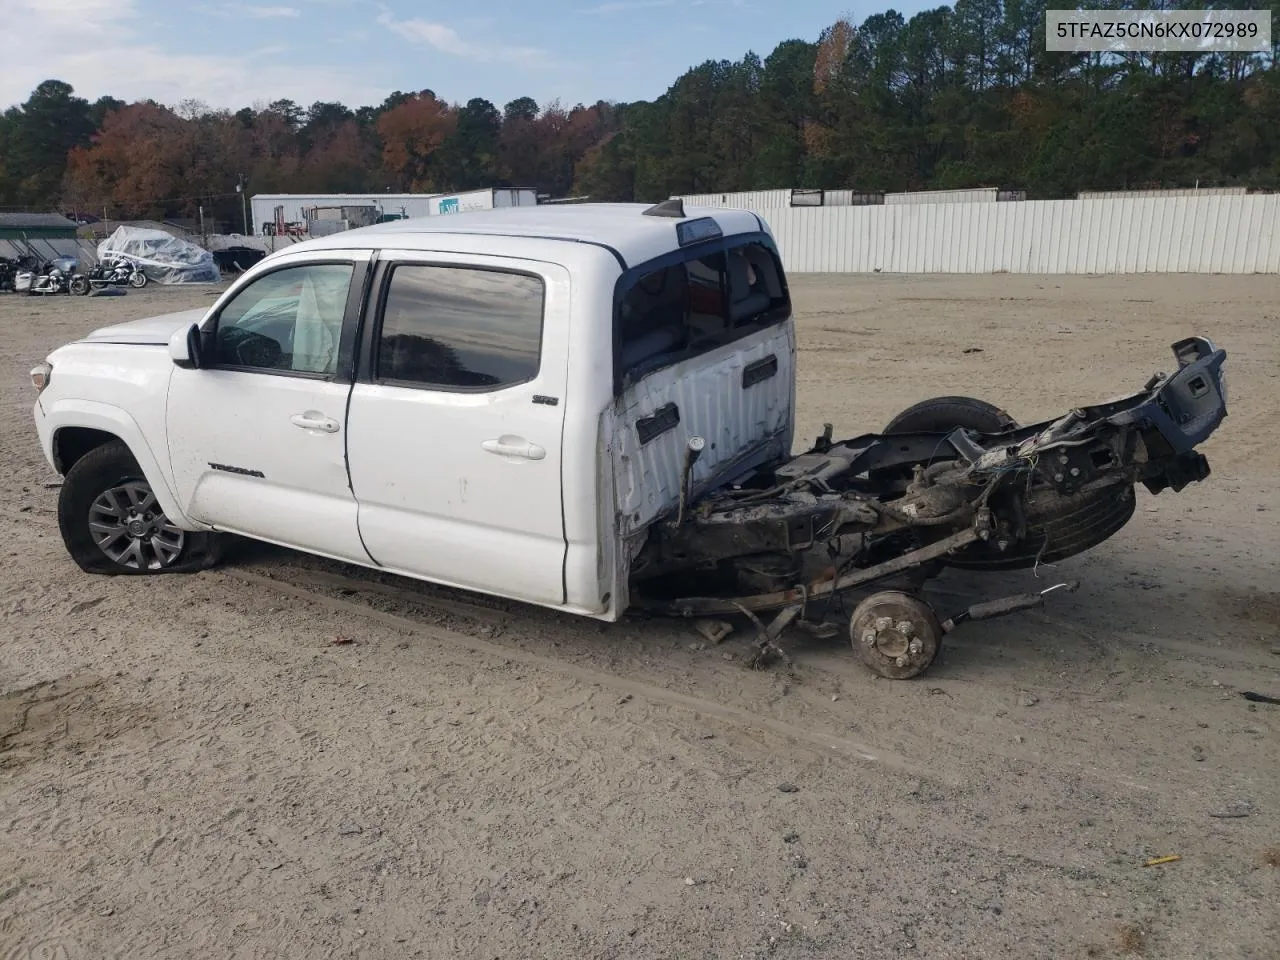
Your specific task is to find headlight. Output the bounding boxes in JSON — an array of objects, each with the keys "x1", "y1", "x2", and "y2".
[
  {"x1": 30, "y1": 361, "x2": 52, "y2": 393},
  {"x1": 1217, "y1": 368, "x2": 1227, "y2": 405}
]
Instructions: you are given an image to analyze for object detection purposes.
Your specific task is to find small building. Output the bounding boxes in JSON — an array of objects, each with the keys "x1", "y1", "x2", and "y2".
[
  {"x1": 0, "y1": 213, "x2": 93, "y2": 266},
  {"x1": 428, "y1": 188, "x2": 538, "y2": 216},
  {"x1": 250, "y1": 193, "x2": 445, "y2": 236},
  {"x1": 789, "y1": 189, "x2": 885, "y2": 207},
  {"x1": 249, "y1": 189, "x2": 541, "y2": 236},
  {"x1": 0, "y1": 212, "x2": 78, "y2": 240}
]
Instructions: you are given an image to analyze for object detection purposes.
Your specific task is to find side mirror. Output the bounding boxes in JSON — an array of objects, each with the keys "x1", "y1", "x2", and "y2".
[{"x1": 169, "y1": 323, "x2": 205, "y2": 369}]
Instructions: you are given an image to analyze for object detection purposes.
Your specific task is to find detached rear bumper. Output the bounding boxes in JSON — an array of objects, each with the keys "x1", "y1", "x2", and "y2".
[
  {"x1": 1125, "y1": 336, "x2": 1227, "y2": 453},
  {"x1": 1111, "y1": 336, "x2": 1227, "y2": 494},
  {"x1": 977, "y1": 336, "x2": 1227, "y2": 500}
]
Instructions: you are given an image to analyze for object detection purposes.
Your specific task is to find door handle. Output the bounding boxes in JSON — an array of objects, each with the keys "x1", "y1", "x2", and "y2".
[
  {"x1": 482, "y1": 437, "x2": 546, "y2": 460},
  {"x1": 290, "y1": 412, "x2": 340, "y2": 434}
]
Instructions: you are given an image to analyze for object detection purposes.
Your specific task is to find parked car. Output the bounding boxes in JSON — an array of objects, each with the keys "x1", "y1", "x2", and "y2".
[
  {"x1": 212, "y1": 246, "x2": 268, "y2": 275},
  {"x1": 29, "y1": 202, "x2": 1227, "y2": 678}
]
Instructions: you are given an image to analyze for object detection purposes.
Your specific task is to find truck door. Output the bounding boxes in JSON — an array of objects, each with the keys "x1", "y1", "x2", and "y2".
[
  {"x1": 345, "y1": 252, "x2": 570, "y2": 607},
  {"x1": 166, "y1": 253, "x2": 373, "y2": 563}
]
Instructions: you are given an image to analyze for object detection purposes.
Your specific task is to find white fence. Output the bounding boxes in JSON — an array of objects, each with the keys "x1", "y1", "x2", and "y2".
[
  {"x1": 1077, "y1": 187, "x2": 1247, "y2": 199},
  {"x1": 677, "y1": 187, "x2": 1007, "y2": 208},
  {"x1": 883, "y1": 188, "x2": 999, "y2": 205},
  {"x1": 679, "y1": 189, "x2": 795, "y2": 209},
  {"x1": 740, "y1": 195, "x2": 1280, "y2": 274}
]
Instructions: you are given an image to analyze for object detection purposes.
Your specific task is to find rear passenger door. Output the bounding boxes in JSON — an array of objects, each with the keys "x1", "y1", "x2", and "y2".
[{"x1": 345, "y1": 252, "x2": 571, "y2": 607}]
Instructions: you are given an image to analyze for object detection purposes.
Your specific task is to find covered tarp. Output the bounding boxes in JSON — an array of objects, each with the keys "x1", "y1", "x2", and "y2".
[{"x1": 97, "y1": 226, "x2": 220, "y2": 284}]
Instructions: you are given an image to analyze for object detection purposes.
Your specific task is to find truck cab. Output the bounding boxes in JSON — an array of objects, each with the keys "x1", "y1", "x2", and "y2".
[{"x1": 33, "y1": 202, "x2": 795, "y2": 621}]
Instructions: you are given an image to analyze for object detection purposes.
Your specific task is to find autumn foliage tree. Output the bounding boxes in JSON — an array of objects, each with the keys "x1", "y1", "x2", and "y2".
[
  {"x1": 64, "y1": 103, "x2": 195, "y2": 219},
  {"x1": 376, "y1": 90, "x2": 457, "y2": 191}
]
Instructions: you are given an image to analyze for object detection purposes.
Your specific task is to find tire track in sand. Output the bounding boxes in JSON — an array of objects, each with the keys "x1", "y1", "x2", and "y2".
[{"x1": 217, "y1": 567, "x2": 937, "y2": 780}]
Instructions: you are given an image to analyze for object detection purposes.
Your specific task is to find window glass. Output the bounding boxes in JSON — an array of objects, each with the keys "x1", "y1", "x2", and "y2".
[
  {"x1": 213, "y1": 263, "x2": 354, "y2": 375},
  {"x1": 377, "y1": 265, "x2": 544, "y2": 389},
  {"x1": 686, "y1": 253, "x2": 727, "y2": 345},
  {"x1": 616, "y1": 240, "x2": 790, "y2": 384},
  {"x1": 725, "y1": 245, "x2": 776, "y2": 328}
]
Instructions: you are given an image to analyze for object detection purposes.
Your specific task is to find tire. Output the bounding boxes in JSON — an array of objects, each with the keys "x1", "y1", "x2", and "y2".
[
  {"x1": 884, "y1": 395, "x2": 1017, "y2": 435},
  {"x1": 944, "y1": 482, "x2": 1136, "y2": 572},
  {"x1": 129, "y1": 270, "x2": 148, "y2": 288},
  {"x1": 57, "y1": 440, "x2": 221, "y2": 576},
  {"x1": 885, "y1": 397, "x2": 1136, "y2": 570},
  {"x1": 69, "y1": 275, "x2": 90, "y2": 296}
]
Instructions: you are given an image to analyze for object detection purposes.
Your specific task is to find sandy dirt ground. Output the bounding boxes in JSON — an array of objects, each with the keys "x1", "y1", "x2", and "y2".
[{"x1": 1, "y1": 274, "x2": 1277, "y2": 960}]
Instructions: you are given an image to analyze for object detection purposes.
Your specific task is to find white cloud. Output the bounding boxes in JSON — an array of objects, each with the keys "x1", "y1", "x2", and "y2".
[
  {"x1": 0, "y1": 0, "x2": 391, "y2": 110},
  {"x1": 375, "y1": 8, "x2": 547, "y2": 66}
]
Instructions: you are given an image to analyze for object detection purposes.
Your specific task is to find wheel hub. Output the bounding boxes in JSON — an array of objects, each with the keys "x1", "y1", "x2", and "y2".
[
  {"x1": 850, "y1": 591, "x2": 943, "y2": 680},
  {"x1": 89, "y1": 481, "x2": 185, "y2": 570}
]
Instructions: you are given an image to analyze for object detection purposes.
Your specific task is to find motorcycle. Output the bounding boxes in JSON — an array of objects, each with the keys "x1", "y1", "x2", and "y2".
[
  {"x1": 75, "y1": 255, "x2": 148, "y2": 294},
  {"x1": 0, "y1": 256, "x2": 20, "y2": 292},
  {"x1": 13, "y1": 256, "x2": 88, "y2": 296}
]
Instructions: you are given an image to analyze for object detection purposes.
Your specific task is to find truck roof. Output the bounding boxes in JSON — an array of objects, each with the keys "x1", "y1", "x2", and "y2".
[{"x1": 287, "y1": 202, "x2": 768, "y2": 270}]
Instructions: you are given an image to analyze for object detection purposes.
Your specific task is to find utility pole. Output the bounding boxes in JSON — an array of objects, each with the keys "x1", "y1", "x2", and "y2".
[{"x1": 236, "y1": 174, "x2": 249, "y2": 234}]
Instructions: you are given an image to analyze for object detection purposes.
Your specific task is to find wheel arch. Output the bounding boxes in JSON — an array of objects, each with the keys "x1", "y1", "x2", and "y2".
[
  {"x1": 45, "y1": 400, "x2": 204, "y2": 531},
  {"x1": 53, "y1": 425, "x2": 119, "y2": 474}
]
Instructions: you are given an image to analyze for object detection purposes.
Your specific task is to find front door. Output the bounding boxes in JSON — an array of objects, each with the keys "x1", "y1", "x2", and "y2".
[
  {"x1": 166, "y1": 253, "x2": 374, "y2": 564},
  {"x1": 345, "y1": 253, "x2": 569, "y2": 606}
]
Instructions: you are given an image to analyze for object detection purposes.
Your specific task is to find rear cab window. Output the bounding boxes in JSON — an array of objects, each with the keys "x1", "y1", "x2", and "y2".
[
  {"x1": 373, "y1": 264, "x2": 545, "y2": 391},
  {"x1": 614, "y1": 234, "x2": 791, "y2": 391}
]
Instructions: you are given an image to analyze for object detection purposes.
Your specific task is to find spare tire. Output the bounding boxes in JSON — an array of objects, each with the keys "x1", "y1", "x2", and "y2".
[
  {"x1": 945, "y1": 482, "x2": 1137, "y2": 572},
  {"x1": 886, "y1": 397, "x2": 1137, "y2": 570},
  {"x1": 884, "y1": 395, "x2": 1017, "y2": 435}
]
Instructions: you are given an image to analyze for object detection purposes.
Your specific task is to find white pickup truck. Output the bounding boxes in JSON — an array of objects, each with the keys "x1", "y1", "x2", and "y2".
[{"x1": 32, "y1": 201, "x2": 1228, "y2": 678}]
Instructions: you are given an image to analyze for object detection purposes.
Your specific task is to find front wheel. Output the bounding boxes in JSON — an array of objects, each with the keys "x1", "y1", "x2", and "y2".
[
  {"x1": 129, "y1": 270, "x2": 148, "y2": 288},
  {"x1": 69, "y1": 274, "x2": 90, "y2": 296},
  {"x1": 57, "y1": 440, "x2": 220, "y2": 575}
]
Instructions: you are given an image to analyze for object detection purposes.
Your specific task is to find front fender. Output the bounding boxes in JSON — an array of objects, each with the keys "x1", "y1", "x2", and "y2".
[{"x1": 37, "y1": 398, "x2": 207, "y2": 531}]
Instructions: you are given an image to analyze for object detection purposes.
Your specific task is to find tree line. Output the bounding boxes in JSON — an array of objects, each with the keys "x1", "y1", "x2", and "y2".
[{"x1": 2, "y1": 5, "x2": 1279, "y2": 230}]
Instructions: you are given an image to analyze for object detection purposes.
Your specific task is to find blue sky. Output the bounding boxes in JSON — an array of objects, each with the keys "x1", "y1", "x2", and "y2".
[{"x1": 1, "y1": 0, "x2": 933, "y2": 113}]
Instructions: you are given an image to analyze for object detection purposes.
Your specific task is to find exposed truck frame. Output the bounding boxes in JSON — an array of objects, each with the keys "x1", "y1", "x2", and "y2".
[{"x1": 629, "y1": 336, "x2": 1226, "y2": 676}]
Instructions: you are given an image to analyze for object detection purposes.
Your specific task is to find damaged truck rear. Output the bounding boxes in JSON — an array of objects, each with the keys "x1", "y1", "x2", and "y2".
[{"x1": 32, "y1": 202, "x2": 1228, "y2": 678}]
